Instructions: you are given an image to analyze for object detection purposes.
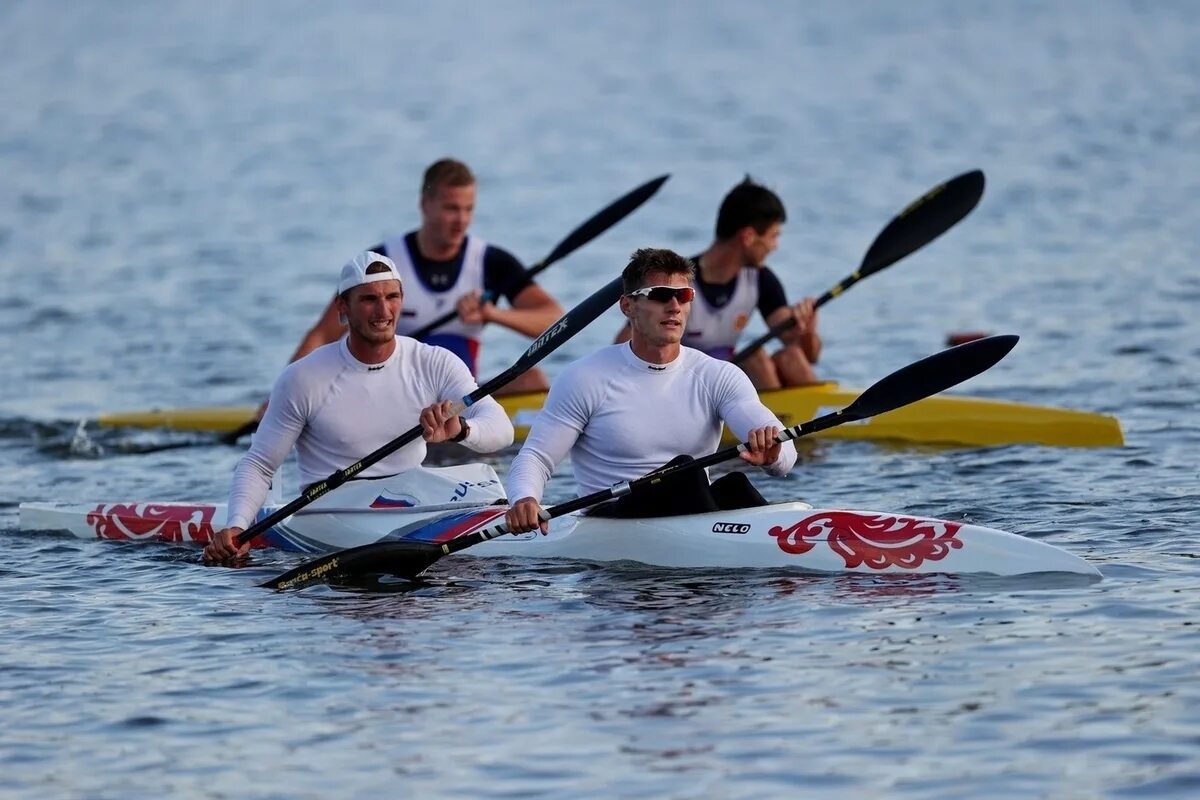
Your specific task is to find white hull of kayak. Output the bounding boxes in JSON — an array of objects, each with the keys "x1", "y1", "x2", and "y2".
[{"x1": 19, "y1": 494, "x2": 1099, "y2": 577}]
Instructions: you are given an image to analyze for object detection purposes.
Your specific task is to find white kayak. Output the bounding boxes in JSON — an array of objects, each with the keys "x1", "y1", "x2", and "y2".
[{"x1": 18, "y1": 467, "x2": 1099, "y2": 577}]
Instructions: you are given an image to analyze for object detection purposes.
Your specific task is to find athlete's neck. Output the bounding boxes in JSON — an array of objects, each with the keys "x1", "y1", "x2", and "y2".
[
  {"x1": 346, "y1": 334, "x2": 396, "y2": 365},
  {"x1": 415, "y1": 227, "x2": 461, "y2": 262},
  {"x1": 697, "y1": 239, "x2": 746, "y2": 284},
  {"x1": 628, "y1": 337, "x2": 681, "y2": 366}
]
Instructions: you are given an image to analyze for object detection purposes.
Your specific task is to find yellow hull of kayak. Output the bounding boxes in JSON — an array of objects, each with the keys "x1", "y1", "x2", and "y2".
[{"x1": 96, "y1": 382, "x2": 1123, "y2": 448}]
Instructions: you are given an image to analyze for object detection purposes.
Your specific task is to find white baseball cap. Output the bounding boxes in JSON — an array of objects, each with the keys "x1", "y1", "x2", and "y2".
[{"x1": 338, "y1": 251, "x2": 403, "y2": 295}]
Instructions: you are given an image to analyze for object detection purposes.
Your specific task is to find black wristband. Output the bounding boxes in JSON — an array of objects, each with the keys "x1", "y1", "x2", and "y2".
[{"x1": 450, "y1": 418, "x2": 470, "y2": 443}]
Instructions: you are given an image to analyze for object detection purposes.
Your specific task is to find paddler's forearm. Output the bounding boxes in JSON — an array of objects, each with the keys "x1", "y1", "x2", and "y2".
[
  {"x1": 226, "y1": 452, "x2": 277, "y2": 531},
  {"x1": 801, "y1": 328, "x2": 822, "y2": 364},
  {"x1": 228, "y1": 389, "x2": 306, "y2": 529},
  {"x1": 505, "y1": 450, "x2": 552, "y2": 506},
  {"x1": 459, "y1": 397, "x2": 515, "y2": 452}
]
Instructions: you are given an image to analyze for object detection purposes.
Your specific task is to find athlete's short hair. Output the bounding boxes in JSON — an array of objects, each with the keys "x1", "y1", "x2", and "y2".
[
  {"x1": 421, "y1": 158, "x2": 475, "y2": 198},
  {"x1": 621, "y1": 248, "x2": 695, "y2": 294},
  {"x1": 715, "y1": 176, "x2": 787, "y2": 240}
]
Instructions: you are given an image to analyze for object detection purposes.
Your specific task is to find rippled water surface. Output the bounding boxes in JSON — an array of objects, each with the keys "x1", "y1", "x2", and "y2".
[{"x1": 2, "y1": 2, "x2": 1199, "y2": 797}]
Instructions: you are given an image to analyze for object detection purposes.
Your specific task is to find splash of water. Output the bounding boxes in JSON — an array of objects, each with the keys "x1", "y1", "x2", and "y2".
[{"x1": 68, "y1": 419, "x2": 104, "y2": 459}]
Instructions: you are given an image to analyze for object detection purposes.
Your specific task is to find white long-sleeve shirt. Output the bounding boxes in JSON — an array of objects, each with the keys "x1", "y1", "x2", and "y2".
[
  {"x1": 227, "y1": 336, "x2": 514, "y2": 530},
  {"x1": 506, "y1": 343, "x2": 796, "y2": 502}
]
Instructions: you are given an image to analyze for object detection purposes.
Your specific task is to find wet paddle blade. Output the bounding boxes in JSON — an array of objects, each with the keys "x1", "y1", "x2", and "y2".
[
  {"x1": 539, "y1": 174, "x2": 670, "y2": 269},
  {"x1": 859, "y1": 169, "x2": 985, "y2": 276},
  {"x1": 262, "y1": 540, "x2": 444, "y2": 591}
]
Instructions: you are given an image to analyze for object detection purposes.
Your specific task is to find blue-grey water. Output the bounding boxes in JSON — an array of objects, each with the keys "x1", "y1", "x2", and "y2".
[{"x1": 2, "y1": 1, "x2": 1198, "y2": 797}]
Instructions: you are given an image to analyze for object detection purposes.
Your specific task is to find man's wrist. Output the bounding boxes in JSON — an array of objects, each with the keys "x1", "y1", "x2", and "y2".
[{"x1": 450, "y1": 418, "x2": 470, "y2": 443}]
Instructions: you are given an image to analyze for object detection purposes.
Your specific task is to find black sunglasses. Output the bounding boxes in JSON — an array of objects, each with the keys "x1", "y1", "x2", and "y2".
[{"x1": 624, "y1": 285, "x2": 695, "y2": 304}]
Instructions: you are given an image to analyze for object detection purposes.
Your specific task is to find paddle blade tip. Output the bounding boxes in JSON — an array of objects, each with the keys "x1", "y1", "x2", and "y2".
[
  {"x1": 951, "y1": 168, "x2": 985, "y2": 198},
  {"x1": 945, "y1": 330, "x2": 992, "y2": 347},
  {"x1": 940, "y1": 333, "x2": 1019, "y2": 379}
]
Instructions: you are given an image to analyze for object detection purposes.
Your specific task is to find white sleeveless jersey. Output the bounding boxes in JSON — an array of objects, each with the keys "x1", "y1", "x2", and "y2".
[
  {"x1": 384, "y1": 234, "x2": 488, "y2": 343},
  {"x1": 683, "y1": 267, "x2": 759, "y2": 360}
]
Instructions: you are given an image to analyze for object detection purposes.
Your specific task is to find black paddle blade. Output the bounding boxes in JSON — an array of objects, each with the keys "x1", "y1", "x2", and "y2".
[
  {"x1": 541, "y1": 174, "x2": 670, "y2": 267},
  {"x1": 262, "y1": 540, "x2": 444, "y2": 591},
  {"x1": 842, "y1": 334, "x2": 1018, "y2": 422},
  {"x1": 860, "y1": 170, "x2": 985, "y2": 276}
]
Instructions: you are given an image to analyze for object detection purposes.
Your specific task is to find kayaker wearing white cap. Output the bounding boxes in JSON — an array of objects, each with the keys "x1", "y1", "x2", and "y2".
[{"x1": 204, "y1": 251, "x2": 514, "y2": 564}]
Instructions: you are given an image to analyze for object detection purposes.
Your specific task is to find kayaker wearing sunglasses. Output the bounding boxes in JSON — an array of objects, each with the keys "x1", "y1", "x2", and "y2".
[
  {"x1": 505, "y1": 248, "x2": 796, "y2": 531},
  {"x1": 615, "y1": 177, "x2": 821, "y2": 390}
]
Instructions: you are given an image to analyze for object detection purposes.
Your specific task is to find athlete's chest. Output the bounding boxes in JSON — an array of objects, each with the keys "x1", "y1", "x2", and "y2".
[
  {"x1": 306, "y1": 369, "x2": 433, "y2": 447},
  {"x1": 584, "y1": 371, "x2": 720, "y2": 450}
]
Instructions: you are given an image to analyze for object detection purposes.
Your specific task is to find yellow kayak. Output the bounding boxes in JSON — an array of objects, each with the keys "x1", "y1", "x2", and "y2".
[{"x1": 96, "y1": 382, "x2": 1123, "y2": 448}]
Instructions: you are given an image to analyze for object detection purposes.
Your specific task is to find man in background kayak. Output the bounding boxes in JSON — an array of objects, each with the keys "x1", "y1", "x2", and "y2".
[
  {"x1": 615, "y1": 177, "x2": 822, "y2": 389},
  {"x1": 283, "y1": 158, "x2": 563, "y2": 396},
  {"x1": 204, "y1": 252, "x2": 514, "y2": 564},
  {"x1": 505, "y1": 248, "x2": 796, "y2": 533}
]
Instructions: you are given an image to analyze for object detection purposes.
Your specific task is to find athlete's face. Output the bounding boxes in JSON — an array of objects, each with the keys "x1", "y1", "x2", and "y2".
[
  {"x1": 742, "y1": 221, "x2": 782, "y2": 267},
  {"x1": 420, "y1": 182, "x2": 476, "y2": 252},
  {"x1": 620, "y1": 270, "x2": 692, "y2": 349},
  {"x1": 338, "y1": 279, "x2": 403, "y2": 346}
]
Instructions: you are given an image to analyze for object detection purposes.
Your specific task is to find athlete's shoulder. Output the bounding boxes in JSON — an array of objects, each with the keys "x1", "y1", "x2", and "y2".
[
  {"x1": 277, "y1": 340, "x2": 346, "y2": 394},
  {"x1": 402, "y1": 335, "x2": 461, "y2": 366},
  {"x1": 480, "y1": 238, "x2": 519, "y2": 259},
  {"x1": 396, "y1": 337, "x2": 474, "y2": 388},
  {"x1": 547, "y1": 346, "x2": 620, "y2": 395},
  {"x1": 756, "y1": 265, "x2": 784, "y2": 289},
  {"x1": 680, "y1": 344, "x2": 728, "y2": 369},
  {"x1": 681, "y1": 345, "x2": 749, "y2": 382},
  {"x1": 290, "y1": 340, "x2": 344, "y2": 371},
  {"x1": 562, "y1": 343, "x2": 625, "y2": 376},
  {"x1": 481, "y1": 241, "x2": 525, "y2": 273},
  {"x1": 545, "y1": 345, "x2": 621, "y2": 413}
]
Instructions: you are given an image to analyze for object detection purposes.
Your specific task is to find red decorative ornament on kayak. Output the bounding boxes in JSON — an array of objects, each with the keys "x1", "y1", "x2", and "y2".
[
  {"x1": 86, "y1": 503, "x2": 218, "y2": 543},
  {"x1": 769, "y1": 512, "x2": 963, "y2": 570}
]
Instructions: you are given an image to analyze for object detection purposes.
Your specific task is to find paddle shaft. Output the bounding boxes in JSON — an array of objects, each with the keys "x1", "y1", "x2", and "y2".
[
  {"x1": 440, "y1": 333, "x2": 1019, "y2": 558},
  {"x1": 406, "y1": 174, "x2": 668, "y2": 342},
  {"x1": 232, "y1": 275, "x2": 625, "y2": 549},
  {"x1": 730, "y1": 169, "x2": 985, "y2": 364}
]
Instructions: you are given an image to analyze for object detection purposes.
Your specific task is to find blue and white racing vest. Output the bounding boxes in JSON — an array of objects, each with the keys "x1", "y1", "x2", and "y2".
[{"x1": 384, "y1": 234, "x2": 488, "y2": 374}]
